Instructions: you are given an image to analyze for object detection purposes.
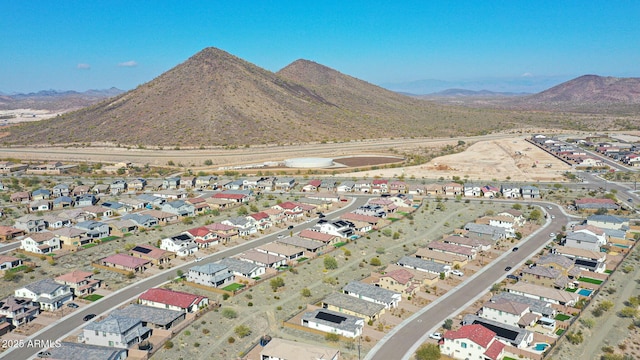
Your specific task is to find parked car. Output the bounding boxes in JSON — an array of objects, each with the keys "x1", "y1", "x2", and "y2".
[
  {"x1": 83, "y1": 313, "x2": 96, "y2": 321},
  {"x1": 66, "y1": 302, "x2": 79, "y2": 308},
  {"x1": 506, "y1": 274, "x2": 519, "y2": 281},
  {"x1": 277, "y1": 234, "x2": 285, "y2": 239},
  {"x1": 451, "y1": 270, "x2": 464, "y2": 276},
  {"x1": 194, "y1": 257, "x2": 203, "y2": 262},
  {"x1": 549, "y1": 233, "x2": 556, "y2": 237},
  {"x1": 504, "y1": 266, "x2": 512, "y2": 271},
  {"x1": 429, "y1": 332, "x2": 442, "y2": 340},
  {"x1": 287, "y1": 225, "x2": 294, "y2": 230},
  {"x1": 37, "y1": 351, "x2": 51, "y2": 358},
  {"x1": 512, "y1": 247, "x2": 519, "y2": 252}
]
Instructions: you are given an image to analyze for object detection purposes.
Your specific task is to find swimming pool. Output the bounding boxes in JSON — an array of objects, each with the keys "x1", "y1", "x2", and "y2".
[
  {"x1": 578, "y1": 289, "x2": 593, "y2": 297},
  {"x1": 534, "y1": 343, "x2": 549, "y2": 351}
]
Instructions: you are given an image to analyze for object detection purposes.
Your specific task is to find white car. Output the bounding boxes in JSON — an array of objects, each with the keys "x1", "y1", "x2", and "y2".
[
  {"x1": 549, "y1": 233, "x2": 556, "y2": 237},
  {"x1": 429, "y1": 332, "x2": 442, "y2": 340},
  {"x1": 451, "y1": 270, "x2": 464, "y2": 276},
  {"x1": 277, "y1": 234, "x2": 285, "y2": 239},
  {"x1": 194, "y1": 257, "x2": 203, "y2": 262}
]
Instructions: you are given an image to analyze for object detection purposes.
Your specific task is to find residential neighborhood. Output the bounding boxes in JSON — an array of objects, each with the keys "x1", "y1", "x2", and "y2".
[{"x1": 0, "y1": 140, "x2": 637, "y2": 360}]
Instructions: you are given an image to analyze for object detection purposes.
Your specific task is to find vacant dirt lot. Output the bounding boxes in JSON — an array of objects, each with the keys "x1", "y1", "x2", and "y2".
[
  {"x1": 340, "y1": 137, "x2": 571, "y2": 182},
  {"x1": 0, "y1": 133, "x2": 566, "y2": 182}
]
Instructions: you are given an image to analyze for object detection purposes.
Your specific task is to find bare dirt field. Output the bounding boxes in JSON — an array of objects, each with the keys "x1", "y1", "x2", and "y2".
[
  {"x1": 0, "y1": 133, "x2": 567, "y2": 182},
  {"x1": 339, "y1": 137, "x2": 571, "y2": 182}
]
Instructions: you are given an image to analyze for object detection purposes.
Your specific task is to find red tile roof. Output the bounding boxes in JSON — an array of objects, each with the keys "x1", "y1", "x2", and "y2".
[
  {"x1": 381, "y1": 269, "x2": 413, "y2": 285},
  {"x1": 249, "y1": 212, "x2": 269, "y2": 221},
  {"x1": 277, "y1": 201, "x2": 299, "y2": 210},
  {"x1": 299, "y1": 229, "x2": 335, "y2": 243},
  {"x1": 484, "y1": 339, "x2": 505, "y2": 360},
  {"x1": 444, "y1": 324, "x2": 496, "y2": 348},
  {"x1": 139, "y1": 288, "x2": 206, "y2": 309},
  {"x1": 55, "y1": 270, "x2": 93, "y2": 284},
  {"x1": 0, "y1": 226, "x2": 24, "y2": 236},
  {"x1": 186, "y1": 226, "x2": 213, "y2": 238},
  {"x1": 308, "y1": 180, "x2": 321, "y2": 187},
  {"x1": 213, "y1": 193, "x2": 246, "y2": 200},
  {"x1": 101, "y1": 253, "x2": 150, "y2": 268},
  {"x1": 205, "y1": 223, "x2": 235, "y2": 231}
]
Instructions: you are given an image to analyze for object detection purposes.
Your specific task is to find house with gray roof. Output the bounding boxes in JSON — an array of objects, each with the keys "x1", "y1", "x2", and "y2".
[
  {"x1": 277, "y1": 236, "x2": 327, "y2": 254},
  {"x1": 161, "y1": 200, "x2": 195, "y2": 217},
  {"x1": 396, "y1": 256, "x2": 450, "y2": 276},
  {"x1": 322, "y1": 292, "x2": 386, "y2": 323},
  {"x1": 52, "y1": 184, "x2": 70, "y2": 197},
  {"x1": 221, "y1": 216, "x2": 257, "y2": 236},
  {"x1": 218, "y1": 257, "x2": 266, "y2": 279},
  {"x1": 75, "y1": 220, "x2": 110, "y2": 239},
  {"x1": 0, "y1": 296, "x2": 39, "y2": 327},
  {"x1": 46, "y1": 342, "x2": 128, "y2": 360},
  {"x1": 275, "y1": 177, "x2": 296, "y2": 190},
  {"x1": 586, "y1": 214, "x2": 629, "y2": 230},
  {"x1": 343, "y1": 281, "x2": 401, "y2": 309},
  {"x1": 122, "y1": 213, "x2": 158, "y2": 228},
  {"x1": 112, "y1": 304, "x2": 185, "y2": 330},
  {"x1": 301, "y1": 308, "x2": 364, "y2": 338},
  {"x1": 14, "y1": 279, "x2": 72, "y2": 311},
  {"x1": 490, "y1": 292, "x2": 556, "y2": 318},
  {"x1": 564, "y1": 231, "x2": 606, "y2": 252},
  {"x1": 337, "y1": 180, "x2": 355, "y2": 192},
  {"x1": 464, "y1": 223, "x2": 508, "y2": 240},
  {"x1": 136, "y1": 193, "x2": 165, "y2": 207},
  {"x1": 79, "y1": 313, "x2": 151, "y2": 349},
  {"x1": 187, "y1": 263, "x2": 235, "y2": 288},
  {"x1": 520, "y1": 185, "x2": 540, "y2": 199}
]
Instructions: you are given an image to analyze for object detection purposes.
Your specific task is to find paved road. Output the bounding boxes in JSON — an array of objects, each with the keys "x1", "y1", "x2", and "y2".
[
  {"x1": 2, "y1": 197, "x2": 368, "y2": 360},
  {"x1": 0, "y1": 242, "x2": 19, "y2": 254},
  {"x1": 365, "y1": 201, "x2": 566, "y2": 360}
]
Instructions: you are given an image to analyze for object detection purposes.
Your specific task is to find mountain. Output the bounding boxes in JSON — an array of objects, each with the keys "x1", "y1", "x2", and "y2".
[
  {"x1": 0, "y1": 88, "x2": 123, "y2": 111},
  {"x1": 2, "y1": 47, "x2": 522, "y2": 147},
  {"x1": 423, "y1": 89, "x2": 526, "y2": 97},
  {"x1": 524, "y1": 75, "x2": 640, "y2": 103},
  {"x1": 381, "y1": 75, "x2": 571, "y2": 95}
]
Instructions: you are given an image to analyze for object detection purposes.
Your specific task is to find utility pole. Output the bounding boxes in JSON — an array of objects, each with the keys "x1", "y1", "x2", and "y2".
[{"x1": 358, "y1": 335, "x2": 361, "y2": 360}]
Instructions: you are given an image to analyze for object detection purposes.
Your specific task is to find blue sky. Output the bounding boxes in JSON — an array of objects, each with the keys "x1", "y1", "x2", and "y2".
[{"x1": 2, "y1": 1, "x2": 639, "y2": 93}]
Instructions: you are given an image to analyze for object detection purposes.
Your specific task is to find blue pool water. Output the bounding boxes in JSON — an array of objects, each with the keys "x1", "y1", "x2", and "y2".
[
  {"x1": 534, "y1": 343, "x2": 549, "y2": 351},
  {"x1": 578, "y1": 289, "x2": 593, "y2": 296}
]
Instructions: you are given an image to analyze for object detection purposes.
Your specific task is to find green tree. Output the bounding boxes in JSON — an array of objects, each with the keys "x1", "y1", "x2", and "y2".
[
  {"x1": 237, "y1": 206, "x2": 249, "y2": 216},
  {"x1": 595, "y1": 207, "x2": 609, "y2": 215},
  {"x1": 324, "y1": 256, "x2": 338, "y2": 270},
  {"x1": 443, "y1": 318, "x2": 453, "y2": 330},
  {"x1": 619, "y1": 307, "x2": 637, "y2": 318},
  {"x1": 369, "y1": 257, "x2": 382, "y2": 266},
  {"x1": 204, "y1": 159, "x2": 213, "y2": 166},
  {"x1": 234, "y1": 325, "x2": 252, "y2": 338},
  {"x1": 529, "y1": 209, "x2": 542, "y2": 221},
  {"x1": 221, "y1": 308, "x2": 237, "y2": 319},
  {"x1": 415, "y1": 343, "x2": 441, "y2": 360},
  {"x1": 176, "y1": 269, "x2": 184, "y2": 278},
  {"x1": 270, "y1": 277, "x2": 285, "y2": 292},
  {"x1": 249, "y1": 204, "x2": 259, "y2": 213},
  {"x1": 301, "y1": 288, "x2": 312, "y2": 297},
  {"x1": 512, "y1": 203, "x2": 522, "y2": 210}
]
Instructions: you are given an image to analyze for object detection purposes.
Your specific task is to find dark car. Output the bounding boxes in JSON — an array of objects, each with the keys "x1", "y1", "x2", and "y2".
[
  {"x1": 66, "y1": 302, "x2": 79, "y2": 308},
  {"x1": 504, "y1": 266, "x2": 512, "y2": 271},
  {"x1": 83, "y1": 313, "x2": 96, "y2": 321},
  {"x1": 287, "y1": 225, "x2": 294, "y2": 230},
  {"x1": 37, "y1": 350, "x2": 51, "y2": 358},
  {"x1": 506, "y1": 274, "x2": 519, "y2": 281},
  {"x1": 512, "y1": 247, "x2": 519, "y2": 252},
  {"x1": 318, "y1": 213, "x2": 326, "y2": 218}
]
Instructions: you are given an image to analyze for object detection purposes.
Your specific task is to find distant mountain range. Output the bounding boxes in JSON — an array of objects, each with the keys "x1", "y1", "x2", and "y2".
[
  {"x1": 2, "y1": 47, "x2": 639, "y2": 147},
  {"x1": 381, "y1": 76, "x2": 572, "y2": 95},
  {"x1": 0, "y1": 88, "x2": 124, "y2": 111}
]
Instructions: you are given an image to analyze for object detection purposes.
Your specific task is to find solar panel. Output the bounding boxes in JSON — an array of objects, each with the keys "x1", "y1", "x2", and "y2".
[
  {"x1": 472, "y1": 320, "x2": 519, "y2": 341},
  {"x1": 132, "y1": 246, "x2": 152, "y2": 254},
  {"x1": 315, "y1": 311, "x2": 346, "y2": 324}
]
